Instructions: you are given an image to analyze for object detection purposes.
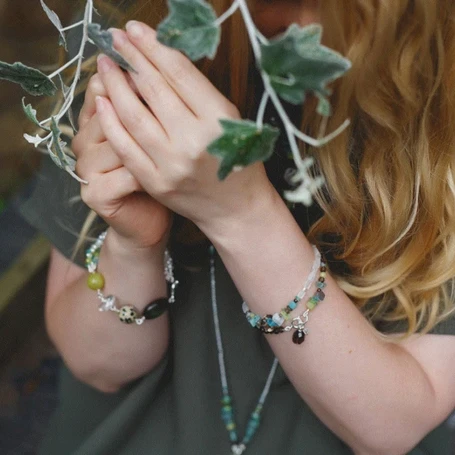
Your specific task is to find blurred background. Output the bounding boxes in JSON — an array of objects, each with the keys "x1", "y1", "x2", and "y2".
[
  {"x1": 0, "y1": 1, "x2": 454, "y2": 455},
  {"x1": 0, "y1": 1, "x2": 73, "y2": 453}
]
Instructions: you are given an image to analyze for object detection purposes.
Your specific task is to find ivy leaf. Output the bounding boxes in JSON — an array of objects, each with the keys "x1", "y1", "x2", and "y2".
[
  {"x1": 260, "y1": 24, "x2": 351, "y2": 113},
  {"x1": 87, "y1": 24, "x2": 136, "y2": 72},
  {"x1": 0, "y1": 61, "x2": 57, "y2": 96},
  {"x1": 207, "y1": 119, "x2": 280, "y2": 180},
  {"x1": 22, "y1": 98, "x2": 50, "y2": 131},
  {"x1": 39, "y1": 0, "x2": 67, "y2": 50},
  {"x1": 157, "y1": 0, "x2": 220, "y2": 61}
]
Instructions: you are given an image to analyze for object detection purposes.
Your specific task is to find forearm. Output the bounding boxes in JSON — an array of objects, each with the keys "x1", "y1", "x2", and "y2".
[
  {"x1": 200, "y1": 189, "x2": 440, "y2": 455},
  {"x1": 46, "y1": 229, "x2": 169, "y2": 393}
]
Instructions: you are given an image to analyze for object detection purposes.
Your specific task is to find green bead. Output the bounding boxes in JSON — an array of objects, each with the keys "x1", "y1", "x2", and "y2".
[
  {"x1": 226, "y1": 422, "x2": 236, "y2": 431},
  {"x1": 221, "y1": 396, "x2": 232, "y2": 405},
  {"x1": 307, "y1": 297, "x2": 318, "y2": 310},
  {"x1": 87, "y1": 272, "x2": 105, "y2": 290}
]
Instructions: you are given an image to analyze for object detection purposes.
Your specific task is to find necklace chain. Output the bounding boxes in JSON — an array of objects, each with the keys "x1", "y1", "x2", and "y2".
[{"x1": 209, "y1": 246, "x2": 279, "y2": 454}]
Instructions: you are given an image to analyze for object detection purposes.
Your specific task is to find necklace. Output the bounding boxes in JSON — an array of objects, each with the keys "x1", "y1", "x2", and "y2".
[{"x1": 209, "y1": 246, "x2": 279, "y2": 455}]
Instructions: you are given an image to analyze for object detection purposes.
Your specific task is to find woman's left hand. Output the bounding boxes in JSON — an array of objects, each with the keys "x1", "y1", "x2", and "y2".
[{"x1": 94, "y1": 21, "x2": 278, "y2": 237}]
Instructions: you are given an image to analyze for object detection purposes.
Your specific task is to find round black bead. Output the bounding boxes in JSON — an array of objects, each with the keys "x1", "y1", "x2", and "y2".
[
  {"x1": 143, "y1": 298, "x2": 169, "y2": 320},
  {"x1": 292, "y1": 330, "x2": 306, "y2": 345}
]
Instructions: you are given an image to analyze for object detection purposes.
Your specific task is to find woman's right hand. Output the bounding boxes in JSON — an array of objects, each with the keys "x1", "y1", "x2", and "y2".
[{"x1": 73, "y1": 73, "x2": 172, "y2": 249}]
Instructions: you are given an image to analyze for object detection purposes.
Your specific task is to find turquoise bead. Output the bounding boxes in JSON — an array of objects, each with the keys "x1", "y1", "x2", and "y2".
[
  {"x1": 247, "y1": 314, "x2": 260, "y2": 327},
  {"x1": 289, "y1": 300, "x2": 297, "y2": 310}
]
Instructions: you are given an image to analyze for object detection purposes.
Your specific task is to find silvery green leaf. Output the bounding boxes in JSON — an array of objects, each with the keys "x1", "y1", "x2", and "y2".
[
  {"x1": 50, "y1": 117, "x2": 69, "y2": 168},
  {"x1": 284, "y1": 175, "x2": 325, "y2": 206},
  {"x1": 40, "y1": 0, "x2": 67, "y2": 50},
  {"x1": 87, "y1": 24, "x2": 136, "y2": 72},
  {"x1": 67, "y1": 107, "x2": 78, "y2": 133},
  {"x1": 207, "y1": 119, "x2": 280, "y2": 180},
  {"x1": 0, "y1": 61, "x2": 57, "y2": 96},
  {"x1": 157, "y1": 0, "x2": 221, "y2": 61},
  {"x1": 24, "y1": 133, "x2": 46, "y2": 147},
  {"x1": 260, "y1": 24, "x2": 351, "y2": 112},
  {"x1": 21, "y1": 98, "x2": 50, "y2": 131}
]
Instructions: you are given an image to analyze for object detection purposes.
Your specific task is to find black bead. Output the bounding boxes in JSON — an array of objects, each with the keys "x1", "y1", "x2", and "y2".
[
  {"x1": 143, "y1": 298, "x2": 168, "y2": 320},
  {"x1": 292, "y1": 330, "x2": 306, "y2": 345}
]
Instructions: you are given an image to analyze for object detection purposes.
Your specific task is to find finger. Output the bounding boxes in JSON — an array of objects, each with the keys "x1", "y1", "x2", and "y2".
[
  {"x1": 75, "y1": 141, "x2": 125, "y2": 179},
  {"x1": 72, "y1": 114, "x2": 105, "y2": 160},
  {"x1": 109, "y1": 29, "x2": 197, "y2": 135},
  {"x1": 97, "y1": 54, "x2": 170, "y2": 152},
  {"x1": 80, "y1": 166, "x2": 144, "y2": 221},
  {"x1": 78, "y1": 74, "x2": 107, "y2": 129},
  {"x1": 125, "y1": 21, "x2": 236, "y2": 119},
  {"x1": 95, "y1": 95, "x2": 160, "y2": 187},
  {"x1": 78, "y1": 73, "x2": 143, "y2": 130}
]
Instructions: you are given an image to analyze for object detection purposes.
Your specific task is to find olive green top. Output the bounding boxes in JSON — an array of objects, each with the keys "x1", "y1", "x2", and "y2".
[{"x1": 19, "y1": 156, "x2": 455, "y2": 455}]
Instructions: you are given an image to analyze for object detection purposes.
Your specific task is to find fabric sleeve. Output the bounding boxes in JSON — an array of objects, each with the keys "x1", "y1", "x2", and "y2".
[{"x1": 18, "y1": 155, "x2": 105, "y2": 268}]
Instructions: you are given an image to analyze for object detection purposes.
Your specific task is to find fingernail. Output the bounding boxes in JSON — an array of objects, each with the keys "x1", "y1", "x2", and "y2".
[
  {"x1": 97, "y1": 54, "x2": 113, "y2": 73},
  {"x1": 109, "y1": 28, "x2": 127, "y2": 46},
  {"x1": 126, "y1": 21, "x2": 143, "y2": 38},
  {"x1": 95, "y1": 96, "x2": 106, "y2": 112}
]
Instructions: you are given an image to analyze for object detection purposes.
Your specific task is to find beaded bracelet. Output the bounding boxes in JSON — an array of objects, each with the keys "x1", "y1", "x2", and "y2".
[
  {"x1": 242, "y1": 247, "x2": 328, "y2": 345},
  {"x1": 85, "y1": 230, "x2": 179, "y2": 325},
  {"x1": 242, "y1": 245, "x2": 320, "y2": 328}
]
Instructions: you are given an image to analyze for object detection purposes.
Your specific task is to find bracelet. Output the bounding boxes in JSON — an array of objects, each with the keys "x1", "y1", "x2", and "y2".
[
  {"x1": 85, "y1": 230, "x2": 179, "y2": 325},
  {"x1": 242, "y1": 245, "x2": 320, "y2": 328},
  {"x1": 242, "y1": 246, "x2": 327, "y2": 345}
]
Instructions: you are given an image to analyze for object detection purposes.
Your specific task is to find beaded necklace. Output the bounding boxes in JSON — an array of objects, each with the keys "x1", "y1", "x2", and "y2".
[{"x1": 209, "y1": 246, "x2": 279, "y2": 455}]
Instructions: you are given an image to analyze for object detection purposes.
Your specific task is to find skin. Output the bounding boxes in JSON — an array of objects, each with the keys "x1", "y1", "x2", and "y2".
[{"x1": 46, "y1": 3, "x2": 455, "y2": 454}]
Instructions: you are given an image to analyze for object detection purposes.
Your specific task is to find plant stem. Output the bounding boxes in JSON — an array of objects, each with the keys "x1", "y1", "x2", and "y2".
[
  {"x1": 60, "y1": 20, "x2": 84, "y2": 32},
  {"x1": 48, "y1": 53, "x2": 80, "y2": 79},
  {"x1": 214, "y1": 0, "x2": 240, "y2": 27},
  {"x1": 255, "y1": 29, "x2": 269, "y2": 45},
  {"x1": 256, "y1": 91, "x2": 269, "y2": 129},
  {"x1": 55, "y1": 0, "x2": 92, "y2": 124},
  {"x1": 292, "y1": 119, "x2": 350, "y2": 147}
]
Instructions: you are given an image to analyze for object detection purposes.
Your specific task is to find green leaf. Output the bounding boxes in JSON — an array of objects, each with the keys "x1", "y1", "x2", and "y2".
[
  {"x1": 0, "y1": 61, "x2": 57, "y2": 96},
  {"x1": 260, "y1": 24, "x2": 351, "y2": 112},
  {"x1": 49, "y1": 117, "x2": 73, "y2": 169},
  {"x1": 157, "y1": 0, "x2": 221, "y2": 61},
  {"x1": 87, "y1": 24, "x2": 136, "y2": 72},
  {"x1": 21, "y1": 98, "x2": 50, "y2": 131},
  {"x1": 207, "y1": 119, "x2": 280, "y2": 180},
  {"x1": 40, "y1": 0, "x2": 67, "y2": 50}
]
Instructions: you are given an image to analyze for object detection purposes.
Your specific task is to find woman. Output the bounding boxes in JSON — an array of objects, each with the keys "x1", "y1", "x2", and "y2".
[{"x1": 19, "y1": 0, "x2": 455, "y2": 454}]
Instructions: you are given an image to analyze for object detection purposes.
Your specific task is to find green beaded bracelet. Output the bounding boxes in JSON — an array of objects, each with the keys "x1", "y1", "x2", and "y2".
[{"x1": 85, "y1": 230, "x2": 178, "y2": 325}]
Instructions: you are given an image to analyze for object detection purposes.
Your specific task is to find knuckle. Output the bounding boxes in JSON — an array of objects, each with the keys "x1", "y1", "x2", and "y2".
[
  {"x1": 124, "y1": 107, "x2": 148, "y2": 130},
  {"x1": 221, "y1": 101, "x2": 240, "y2": 118},
  {"x1": 87, "y1": 74, "x2": 105, "y2": 97},
  {"x1": 167, "y1": 59, "x2": 191, "y2": 85},
  {"x1": 140, "y1": 77, "x2": 166, "y2": 103}
]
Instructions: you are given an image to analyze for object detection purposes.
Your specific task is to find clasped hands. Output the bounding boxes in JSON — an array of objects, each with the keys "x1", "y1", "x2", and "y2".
[{"x1": 73, "y1": 20, "x2": 277, "y2": 249}]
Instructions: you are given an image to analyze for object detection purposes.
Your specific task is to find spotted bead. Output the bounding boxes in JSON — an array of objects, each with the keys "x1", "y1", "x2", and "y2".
[{"x1": 119, "y1": 305, "x2": 138, "y2": 324}]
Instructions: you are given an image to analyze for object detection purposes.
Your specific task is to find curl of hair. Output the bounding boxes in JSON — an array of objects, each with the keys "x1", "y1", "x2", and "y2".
[{"x1": 307, "y1": 0, "x2": 455, "y2": 335}]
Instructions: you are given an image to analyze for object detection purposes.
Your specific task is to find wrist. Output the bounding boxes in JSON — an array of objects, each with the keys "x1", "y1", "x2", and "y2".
[
  {"x1": 106, "y1": 227, "x2": 168, "y2": 261},
  {"x1": 196, "y1": 181, "x2": 283, "y2": 248}
]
